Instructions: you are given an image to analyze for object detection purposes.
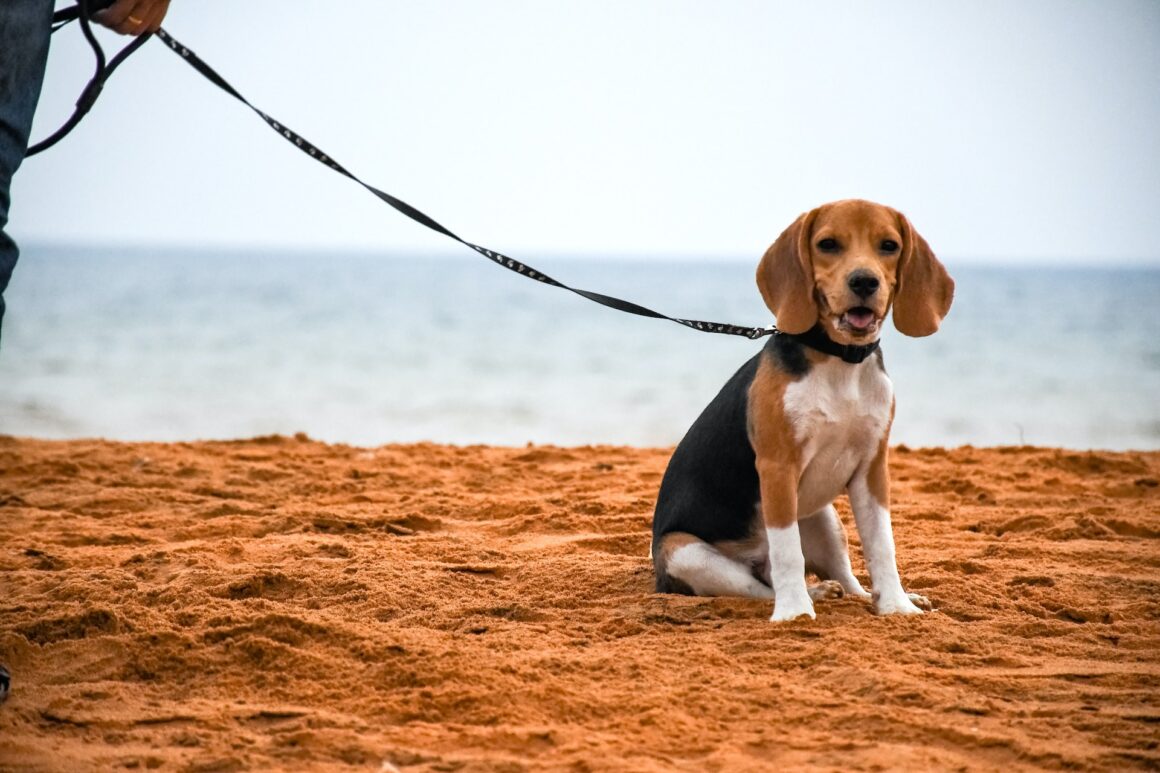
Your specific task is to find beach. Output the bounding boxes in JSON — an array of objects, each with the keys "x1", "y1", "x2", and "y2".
[
  {"x1": 8, "y1": 2, "x2": 1158, "y2": 770},
  {"x1": 1, "y1": 435, "x2": 1157, "y2": 771}
]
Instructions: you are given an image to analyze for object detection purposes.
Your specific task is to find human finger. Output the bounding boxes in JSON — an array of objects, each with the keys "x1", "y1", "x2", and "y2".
[
  {"x1": 92, "y1": 0, "x2": 144, "y2": 34},
  {"x1": 139, "y1": 0, "x2": 170, "y2": 33}
]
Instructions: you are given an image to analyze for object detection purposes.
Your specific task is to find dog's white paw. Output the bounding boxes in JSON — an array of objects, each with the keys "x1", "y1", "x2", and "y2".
[
  {"x1": 770, "y1": 598, "x2": 816, "y2": 622},
  {"x1": 808, "y1": 580, "x2": 845, "y2": 602},
  {"x1": 873, "y1": 591, "x2": 925, "y2": 616}
]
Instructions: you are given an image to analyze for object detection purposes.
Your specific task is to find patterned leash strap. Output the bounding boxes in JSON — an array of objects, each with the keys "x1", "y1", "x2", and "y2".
[{"x1": 153, "y1": 29, "x2": 776, "y2": 341}]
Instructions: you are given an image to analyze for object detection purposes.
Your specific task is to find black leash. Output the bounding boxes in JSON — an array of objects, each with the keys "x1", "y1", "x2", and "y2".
[
  {"x1": 150, "y1": 29, "x2": 777, "y2": 340},
  {"x1": 31, "y1": 6, "x2": 781, "y2": 340}
]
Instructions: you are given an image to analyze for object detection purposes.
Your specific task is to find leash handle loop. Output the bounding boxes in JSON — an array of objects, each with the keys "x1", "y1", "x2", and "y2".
[
  {"x1": 32, "y1": 11, "x2": 776, "y2": 341},
  {"x1": 27, "y1": 0, "x2": 151, "y2": 157}
]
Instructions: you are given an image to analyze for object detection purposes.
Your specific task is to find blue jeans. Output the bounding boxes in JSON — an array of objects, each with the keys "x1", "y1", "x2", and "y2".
[{"x1": 0, "y1": 0, "x2": 54, "y2": 349}]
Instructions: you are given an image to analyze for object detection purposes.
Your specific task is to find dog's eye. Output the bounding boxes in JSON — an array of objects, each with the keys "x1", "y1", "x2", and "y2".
[
  {"x1": 880, "y1": 239, "x2": 899, "y2": 253},
  {"x1": 817, "y1": 238, "x2": 840, "y2": 252}
]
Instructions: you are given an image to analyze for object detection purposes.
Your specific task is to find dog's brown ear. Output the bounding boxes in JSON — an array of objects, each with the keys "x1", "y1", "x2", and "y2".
[
  {"x1": 892, "y1": 213, "x2": 954, "y2": 337},
  {"x1": 756, "y1": 210, "x2": 818, "y2": 334}
]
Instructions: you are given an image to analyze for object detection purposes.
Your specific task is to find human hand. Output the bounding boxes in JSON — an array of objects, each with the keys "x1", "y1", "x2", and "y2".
[{"x1": 92, "y1": 0, "x2": 171, "y2": 35}]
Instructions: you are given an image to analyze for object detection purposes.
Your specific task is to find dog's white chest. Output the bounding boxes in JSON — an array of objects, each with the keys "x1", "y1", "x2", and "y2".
[{"x1": 782, "y1": 358, "x2": 893, "y2": 515}]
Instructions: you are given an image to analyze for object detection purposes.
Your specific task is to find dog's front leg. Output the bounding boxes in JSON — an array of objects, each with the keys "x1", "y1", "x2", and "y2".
[
  {"x1": 847, "y1": 450, "x2": 926, "y2": 616},
  {"x1": 757, "y1": 461, "x2": 814, "y2": 621}
]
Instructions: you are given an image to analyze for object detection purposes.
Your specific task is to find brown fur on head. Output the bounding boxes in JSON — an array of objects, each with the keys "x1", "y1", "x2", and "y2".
[{"x1": 756, "y1": 199, "x2": 954, "y2": 344}]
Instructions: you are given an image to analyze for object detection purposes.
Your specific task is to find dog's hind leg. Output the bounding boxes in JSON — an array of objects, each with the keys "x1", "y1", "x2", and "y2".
[
  {"x1": 654, "y1": 532, "x2": 775, "y2": 599},
  {"x1": 800, "y1": 505, "x2": 872, "y2": 599}
]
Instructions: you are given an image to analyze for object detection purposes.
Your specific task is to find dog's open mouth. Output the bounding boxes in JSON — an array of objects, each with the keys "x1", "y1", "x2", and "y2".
[{"x1": 841, "y1": 307, "x2": 877, "y2": 334}]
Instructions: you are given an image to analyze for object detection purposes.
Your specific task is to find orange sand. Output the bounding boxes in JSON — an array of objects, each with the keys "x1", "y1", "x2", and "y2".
[{"x1": 0, "y1": 436, "x2": 1158, "y2": 771}]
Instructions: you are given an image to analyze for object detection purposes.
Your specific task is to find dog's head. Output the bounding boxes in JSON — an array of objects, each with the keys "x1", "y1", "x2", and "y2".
[{"x1": 756, "y1": 199, "x2": 954, "y2": 344}]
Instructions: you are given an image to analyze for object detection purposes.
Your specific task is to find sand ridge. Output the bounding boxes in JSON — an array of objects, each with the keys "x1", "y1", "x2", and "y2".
[{"x1": 0, "y1": 436, "x2": 1158, "y2": 771}]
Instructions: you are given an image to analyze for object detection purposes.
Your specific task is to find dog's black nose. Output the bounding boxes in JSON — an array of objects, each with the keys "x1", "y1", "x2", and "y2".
[{"x1": 848, "y1": 271, "x2": 880, "y2": 299}]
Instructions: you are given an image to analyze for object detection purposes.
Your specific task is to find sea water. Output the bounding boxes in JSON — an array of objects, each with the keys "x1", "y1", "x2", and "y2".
[{"x1": 1, "y1": 246, "x2": 1157, "y2": 450}]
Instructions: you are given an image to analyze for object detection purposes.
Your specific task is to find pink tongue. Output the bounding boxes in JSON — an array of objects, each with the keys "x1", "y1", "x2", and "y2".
[{"x1": 846, "y1": 309, "x2": 874, "y2": 329}]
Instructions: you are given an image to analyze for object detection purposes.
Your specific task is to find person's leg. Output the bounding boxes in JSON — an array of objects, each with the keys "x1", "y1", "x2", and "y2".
[
  {"x1": 0, "y1": 1, "x2": 53, "y2": 706},
  {"x1": 0, "y1": 0, "x2": 55, "y2": 349}
]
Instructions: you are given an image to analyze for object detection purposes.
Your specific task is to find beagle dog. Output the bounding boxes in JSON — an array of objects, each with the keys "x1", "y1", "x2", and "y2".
[{"x1": 651, "y1": 199, "x2": 954, "y2": 621}]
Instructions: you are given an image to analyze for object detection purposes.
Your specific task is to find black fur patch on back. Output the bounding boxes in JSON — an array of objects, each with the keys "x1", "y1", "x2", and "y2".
[
  {"x1": 651, "y1": 353, "x2": 762, "y2": 552},
  {"x1": 651, "y1": 335, "x2": 818, "y2": 590}
]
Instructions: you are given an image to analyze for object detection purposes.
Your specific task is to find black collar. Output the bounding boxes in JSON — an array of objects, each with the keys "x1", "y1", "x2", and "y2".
[{"x1": 785, "y1": 324, "x2": 880, "y2": 364}]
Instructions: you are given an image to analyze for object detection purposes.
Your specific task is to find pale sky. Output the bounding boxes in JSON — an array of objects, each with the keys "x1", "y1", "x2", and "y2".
[{"x1": 13, "y1": 0, "x2": 1160, "y2": 265}]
